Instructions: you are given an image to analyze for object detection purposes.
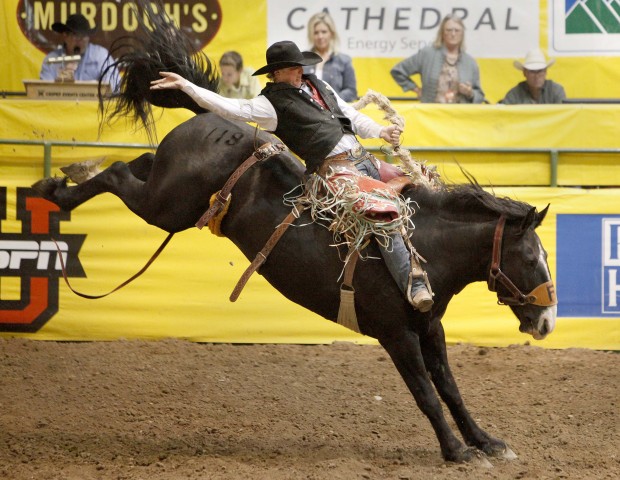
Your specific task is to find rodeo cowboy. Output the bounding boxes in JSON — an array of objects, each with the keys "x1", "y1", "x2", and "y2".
[{"x1": 150, "y1": 41, "x2": 433, "y2": 312}]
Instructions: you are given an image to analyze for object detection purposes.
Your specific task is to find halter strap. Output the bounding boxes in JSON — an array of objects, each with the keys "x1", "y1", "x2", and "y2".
[{"x1": 488, "y1": 215, "x2": 558, "y2": 307}]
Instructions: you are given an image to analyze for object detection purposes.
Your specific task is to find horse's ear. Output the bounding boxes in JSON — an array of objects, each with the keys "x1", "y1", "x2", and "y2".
[
  {"x1": 535, "y1": 204, "x2": 550, "y2": 228},
  {"x1": 520, "y1": 204, "x2": 549, "y2": 231},
  {"x1": 519, "y1": 207, "x2": 538, "y2": 232}
]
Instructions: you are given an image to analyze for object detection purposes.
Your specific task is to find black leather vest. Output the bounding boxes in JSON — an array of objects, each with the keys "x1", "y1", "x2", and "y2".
[{"x1": 261, "y1": 74, "x2": 354, "y2": 173}]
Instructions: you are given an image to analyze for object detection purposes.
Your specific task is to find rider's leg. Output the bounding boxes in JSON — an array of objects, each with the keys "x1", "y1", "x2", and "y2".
[{"x1": 354, "y1": 154, "x2": 433, "y2": 312}]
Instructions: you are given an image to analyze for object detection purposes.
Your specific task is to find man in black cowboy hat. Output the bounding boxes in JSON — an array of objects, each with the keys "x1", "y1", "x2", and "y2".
[
  {"x1": 150, "y1": 41, "x2": 434, "y2": 312},
  {"x1": 40, "y1": 13, "x2": 119, "y2": 90}
]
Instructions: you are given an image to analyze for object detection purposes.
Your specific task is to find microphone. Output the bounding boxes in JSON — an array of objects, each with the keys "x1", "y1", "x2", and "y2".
[{"x1": 47, "y1": 54, "x2": 81, "y2": 64}]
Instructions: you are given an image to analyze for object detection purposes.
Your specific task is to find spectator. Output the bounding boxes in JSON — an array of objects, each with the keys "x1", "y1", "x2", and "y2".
[
  {"x1": 218, "y1": 51, "x2": 262, "y2": 99},
  {"x1": 302, "y1": 12, "x2": 358, "y2": 102},
  {"x1": 501, "y1": 49, "x2": 566, "y2": 104},
  {"x1": 40, "y1": 14, "x2": 120, "y2": 90},
  {"x1": 390, "y1": 14, "x2": 484, "y2": 103}
]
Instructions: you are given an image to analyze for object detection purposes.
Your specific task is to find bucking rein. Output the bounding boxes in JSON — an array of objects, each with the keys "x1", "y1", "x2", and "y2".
[{"x1": 53, "y1": 90, "x2": 440, "y2": 333}]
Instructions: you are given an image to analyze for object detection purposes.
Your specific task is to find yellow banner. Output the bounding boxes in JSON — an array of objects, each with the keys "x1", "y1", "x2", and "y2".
[
  {"x1": 1, "y1": 170, "x2": 618, "y2": 350},
  {"x1": 2, "y1": 99, "x2": 619, "y2": 187}
]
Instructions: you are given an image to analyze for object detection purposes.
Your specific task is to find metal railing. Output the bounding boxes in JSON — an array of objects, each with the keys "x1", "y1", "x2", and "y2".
[
  {"x1": 0, "y1": 139, "x2": 154, "y2": 178},
  {"x1": 370, "y1": 146, "x2": 620, "y2": 187},
  {"x1": 1, "y1": 138, "x2": 618, "y2": 187}
]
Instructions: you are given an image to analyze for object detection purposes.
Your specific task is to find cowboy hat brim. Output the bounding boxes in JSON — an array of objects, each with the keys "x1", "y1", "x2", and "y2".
[
  {"x1": 253, "y1": 52, "x2": 322, "y2": 76},
  {"x1": 52, "y1": 15, "x2": 97, "y2": 35},
  {"x1": 513, "y1": 58, "x2": 555, "y2": 71}
]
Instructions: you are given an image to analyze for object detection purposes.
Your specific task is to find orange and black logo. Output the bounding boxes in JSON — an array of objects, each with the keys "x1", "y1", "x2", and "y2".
[{"x1": 0, "y1": 187, "x2": 85, "y2": 332}]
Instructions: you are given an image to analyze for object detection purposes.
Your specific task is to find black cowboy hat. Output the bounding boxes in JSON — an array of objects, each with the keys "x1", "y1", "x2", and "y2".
[
  {"x1": 52, "y1": 14, "x2": 97, "y2": 35},
  {"x1": 253, "y1": 41, "x2": 322, "y2": 76}
]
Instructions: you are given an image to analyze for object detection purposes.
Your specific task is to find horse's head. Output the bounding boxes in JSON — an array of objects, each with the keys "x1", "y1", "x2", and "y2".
[{"x1": 488, "y1": 205, "x2": 557, "y2": 340}]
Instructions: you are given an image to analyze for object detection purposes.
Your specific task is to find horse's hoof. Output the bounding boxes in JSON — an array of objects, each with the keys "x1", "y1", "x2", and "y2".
[
  {"x1": 471, "y1": 451, "x2": 494, "y2": 468},
  {"x1": 446, "y1": 447, "x2": 493, "y2": 467},
  {"x1": 480, "y1": 439, "x2": 517, "y2": 460},
  {"x1": 500, "y1": 446, "x2": 518, "y2": 460},
  {"x1": 60, "y1": 158, "x2": 103, "y2": 184}
]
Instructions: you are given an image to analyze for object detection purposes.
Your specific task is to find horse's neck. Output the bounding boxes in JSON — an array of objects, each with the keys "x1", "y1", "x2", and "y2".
[{"x1": 426, "y1": 217, "x2": 496, "y2": 290}]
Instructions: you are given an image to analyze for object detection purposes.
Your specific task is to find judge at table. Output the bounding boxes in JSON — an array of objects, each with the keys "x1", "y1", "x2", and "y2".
[{"x1": 40, "y1": 14, "x2": 120, "y2": 91}]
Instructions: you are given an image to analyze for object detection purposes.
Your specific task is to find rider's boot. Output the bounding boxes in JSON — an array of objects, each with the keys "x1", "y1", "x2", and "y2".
[
  {"x1": 408, "y1": 277, "x2": 433, "y2": 312},
  {"x1": 407, "y1": 255, "x2": 433, "y2": 312}
]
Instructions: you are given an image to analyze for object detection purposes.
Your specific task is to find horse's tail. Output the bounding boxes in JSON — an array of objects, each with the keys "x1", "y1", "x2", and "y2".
[{"x1": 99, "y1": 0, "x2": 219, "y2": 142}]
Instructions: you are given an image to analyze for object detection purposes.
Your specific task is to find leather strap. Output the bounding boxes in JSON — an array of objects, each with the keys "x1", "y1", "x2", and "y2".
[
  {"x1": 488, "y1": 215, "x2": 506, "y2": 292},
  {"x1": 196, "y1": 142, "x2": 287, "y2": 229},
  {"x1": 342, "y1": 248, "x2": 360, "y2": 290},
  {"x1": 54, "y1": 233, "x2": 174, "y2": 299},
  {"x1": 230, "y1": 204, "x2": 306, "y2": 302}
]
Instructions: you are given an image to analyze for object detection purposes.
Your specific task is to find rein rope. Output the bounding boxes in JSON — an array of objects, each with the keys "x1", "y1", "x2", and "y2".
[{"x1": 352, "y1": 90, "x2": 442, "y2": 189}]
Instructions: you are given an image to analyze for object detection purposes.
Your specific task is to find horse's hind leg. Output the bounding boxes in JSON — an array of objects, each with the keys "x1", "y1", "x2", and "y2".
[
  {"x1": 33, "y1": 157, "x2": 149, "y2": 218},
  {"x1": 126, "y1": 152, "x2": 155, "y2": 181},
  {"x1": 420, "y1": 322, "x2": 515, "y2": 459}
]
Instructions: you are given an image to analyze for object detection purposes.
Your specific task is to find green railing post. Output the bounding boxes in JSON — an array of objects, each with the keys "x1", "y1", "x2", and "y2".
[
  {"x1": 43, "y1": 141, "x2": 52, "y2": 178},
  {"x1": 550, "y1": 150, "x2": 559, "y2": 187}
]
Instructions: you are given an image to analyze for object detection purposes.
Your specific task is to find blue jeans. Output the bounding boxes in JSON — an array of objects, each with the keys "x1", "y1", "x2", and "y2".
[{"x1": 354, "y1": 155, "x2": 412, "y2": 296}]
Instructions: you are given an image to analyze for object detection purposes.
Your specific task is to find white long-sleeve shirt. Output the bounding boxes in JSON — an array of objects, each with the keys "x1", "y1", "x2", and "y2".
[{"x1": 180, "y1": 79, "x2": 383, "y2": 157}]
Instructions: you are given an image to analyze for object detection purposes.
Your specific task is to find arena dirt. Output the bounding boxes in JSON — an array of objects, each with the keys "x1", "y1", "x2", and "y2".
[{"x1": 0, "y1": 338, "x2": 617, "y2": 480}]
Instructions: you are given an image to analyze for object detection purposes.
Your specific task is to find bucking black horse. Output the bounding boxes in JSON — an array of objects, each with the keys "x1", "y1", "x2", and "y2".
[{"x1": 33, "y1": 3, "x2": 557, "y2": 464}]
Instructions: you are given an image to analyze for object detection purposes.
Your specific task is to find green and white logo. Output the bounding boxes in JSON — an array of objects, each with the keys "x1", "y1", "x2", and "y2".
[
  {"x1": 551, "y1": 0, "x2": 620, "y2": 54},
  {"x1": 566, "y1": 0, "x2": 620, "y2": 34}
]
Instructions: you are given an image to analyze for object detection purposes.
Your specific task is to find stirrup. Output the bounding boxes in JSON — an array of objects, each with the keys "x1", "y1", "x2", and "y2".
[{"x1": 408, "y1": 287, "x2": 433, "y2": 312}]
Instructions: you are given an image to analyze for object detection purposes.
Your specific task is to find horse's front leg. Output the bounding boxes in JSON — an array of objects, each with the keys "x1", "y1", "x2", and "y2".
[
  {"x1": 379, "y1": 330, "x2": 472, "y2": 462},
  {"x1": 420, "y1": 320, "x2": 516, "y2": 460}
]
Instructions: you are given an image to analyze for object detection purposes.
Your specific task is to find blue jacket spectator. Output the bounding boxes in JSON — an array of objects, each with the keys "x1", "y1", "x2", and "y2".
[{"x1": 303, "y1": 12, "x2": 357, "y2": 102}]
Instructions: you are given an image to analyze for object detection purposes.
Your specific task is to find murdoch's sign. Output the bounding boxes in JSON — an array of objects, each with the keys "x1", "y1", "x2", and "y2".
[{"x1": 16, "y1": 0, "x2": 222, "y2": 54}]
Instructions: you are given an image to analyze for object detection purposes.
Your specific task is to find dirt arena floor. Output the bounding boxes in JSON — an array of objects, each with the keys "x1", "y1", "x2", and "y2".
[{"x1": 0, "y1": 339, "x2": 617, "y2": 480}]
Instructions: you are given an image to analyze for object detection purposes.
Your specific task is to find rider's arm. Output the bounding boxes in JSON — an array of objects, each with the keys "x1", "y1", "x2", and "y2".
[
  {"x1": 181, "y1": 81, "x2": 277, "y2": 131},
  {"x1": 330, "y1": 84, "x2": 401, "y2": 145},
  {"x1": 333, "y1": 90, "x2": 383, "y2": 139}
]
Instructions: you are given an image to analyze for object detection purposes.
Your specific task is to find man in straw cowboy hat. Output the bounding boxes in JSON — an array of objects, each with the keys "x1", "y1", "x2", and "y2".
[
  {"x1": 501, "y1": 48, "x2": 566, "y2": 104},
  {"x1": 151, "y1": 40, "x2": 434, "y2": 312},
  {"x1": 40, "y1": 13, "x2": 120, "y2": 90}
]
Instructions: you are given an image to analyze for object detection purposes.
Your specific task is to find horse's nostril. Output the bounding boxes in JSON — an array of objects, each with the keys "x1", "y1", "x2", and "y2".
[{"x1": 539, "y1": 320, "x2": 549, "y2": 336}]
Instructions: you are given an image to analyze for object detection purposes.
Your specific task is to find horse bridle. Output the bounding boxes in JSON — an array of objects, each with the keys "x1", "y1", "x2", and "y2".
[{"x1": 488, "y1": 215, "x2": 558, "y2": 307}]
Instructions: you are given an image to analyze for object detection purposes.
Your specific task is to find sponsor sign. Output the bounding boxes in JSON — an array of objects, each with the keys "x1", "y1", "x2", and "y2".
[
  {"x1": 556, "y1": 214, "x2": 620, "y2": 317},
  {"x1": 16, "y1": 0, "x2": 222, "y2": 54},
  {"x1": 549, "y1": 0, "x2": 620, "y2": 55},
  {"x1": 0, "y1": 187, "x2": 85, "y2": 332},
  {"x1": 267, "y1": 0, "x2": 539, "y2": 58}
]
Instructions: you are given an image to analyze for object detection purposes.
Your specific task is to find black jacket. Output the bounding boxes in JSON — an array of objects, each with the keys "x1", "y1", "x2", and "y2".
[{"x1": 260, "y1": 74, "x2": 354, "y2": 173}]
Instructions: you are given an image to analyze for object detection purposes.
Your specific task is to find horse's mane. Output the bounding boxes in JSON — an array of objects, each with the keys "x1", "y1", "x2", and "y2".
[
  {"x1": 99, "y1": 0, "x2": 219, "y2": 143},
  {"x1": 411, "y1": 170, "x2": 533, "y2": 222}
]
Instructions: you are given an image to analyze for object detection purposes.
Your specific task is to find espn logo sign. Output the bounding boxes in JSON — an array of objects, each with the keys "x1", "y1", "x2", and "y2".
[
  {"x1": 603, "y1": 218, "x2": 620, "y2": 312},
  {"x1": 0, "y1": 240, "x2": 68, "y2": 271},
  {"x1": 0, "y1": 187, "x2": 85, "y2": 332}
]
